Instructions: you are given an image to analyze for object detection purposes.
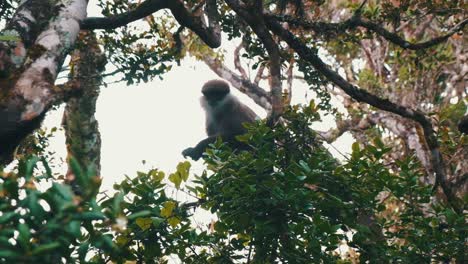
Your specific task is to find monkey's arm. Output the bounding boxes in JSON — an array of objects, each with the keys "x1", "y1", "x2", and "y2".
[
  {"x1": 182, "y1": 136, "x2": 217, "y2": 161},
  {"x1": 182, "y1": 135, "x2": 245, "y2": 161}
]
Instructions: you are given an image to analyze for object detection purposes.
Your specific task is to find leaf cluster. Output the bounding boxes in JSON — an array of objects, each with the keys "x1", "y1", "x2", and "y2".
[{"x1": 1, "y1": 105, "x2": 465, "y2": 263}]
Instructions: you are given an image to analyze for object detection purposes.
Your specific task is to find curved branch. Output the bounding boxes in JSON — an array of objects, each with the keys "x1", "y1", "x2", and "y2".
[
  {"x1": 234, "y1": 42, "x2": 248, "y2": 79},
  {"x1": 81, "y1": 0, "x2": 221, "y2": 48},
  {"x1": 356, "y1": 17, "x2": 467, "y2": 50},
  {"x1": 267, "y1": 13, "x2": 468, "y2": 50},
  {"x1": 80, "y1": 0, "x2": 167, "y2": 30},
  {"x1": 254, "y1": 64, "x2": 266, "y2": 85},
  {"x1": 265, "y1": 16, "x2": 462, "y2": 214}
]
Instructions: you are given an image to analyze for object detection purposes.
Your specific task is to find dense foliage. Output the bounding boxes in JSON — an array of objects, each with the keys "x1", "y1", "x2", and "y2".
[{"x1": 1, "y1": 106, "x2": 464, "y2": 263}]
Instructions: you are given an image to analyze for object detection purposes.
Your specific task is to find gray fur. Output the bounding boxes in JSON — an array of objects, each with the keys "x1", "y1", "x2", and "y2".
[{"x1": 182, "y1": 80, "x2": 258, "y2": 160}]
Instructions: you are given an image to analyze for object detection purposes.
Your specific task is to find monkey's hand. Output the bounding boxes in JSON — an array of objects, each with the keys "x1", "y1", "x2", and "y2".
[{"x1": 182, "y1": 147, "x2": 202, "y2": 161}]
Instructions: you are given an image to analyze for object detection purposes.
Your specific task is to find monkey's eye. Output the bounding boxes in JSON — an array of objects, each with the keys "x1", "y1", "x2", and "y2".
[{"x1": 206, "y1": 94, "x2": 225, "y2": 102}]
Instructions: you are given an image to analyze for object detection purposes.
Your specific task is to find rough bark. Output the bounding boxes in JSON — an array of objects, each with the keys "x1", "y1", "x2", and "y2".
[
  {"x1": 62, "y1": 31, "x2": 105, "y2": 188},
  {"x1": 0, "y1": 0, "x2": 88, "y2": 165}
]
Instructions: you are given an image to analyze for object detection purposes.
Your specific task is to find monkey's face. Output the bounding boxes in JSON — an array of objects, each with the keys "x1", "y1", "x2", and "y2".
[
  {"x1": 200, "y1": 80, "x2": 231, "y2": 110},
  {"x1": 204, "y1": 94, "x2": 226, "y2": 106},
  {"x1": 202, "y1": 90, "x2": 229, "y2": 107}
]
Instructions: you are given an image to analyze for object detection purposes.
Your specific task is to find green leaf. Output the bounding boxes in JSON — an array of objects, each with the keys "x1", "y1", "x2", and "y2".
[
  {"x1": 67, "y1": 220, "x2": 81, "y2": 237},
  {"x1": 372, "y1": 137, "x2": 385, "y2": 149},
  {"x1": 168, "y1": 172, "x2": 182, "y2": 189},
  {"x1": 161, "y1": 201, "x2": 177, "y2": 218},
  {"x1": 17, "y1": 223, "x2": 31, "y2": 249},
  {"x1": 151, "y1": 217, "x2": 165, "y2": 227},
  {"x1": 24, "y1": 156, "x2": 39, "y2": 180},
  {"x1": 150, "y1": 169, "x2": 165, "y2": 182},
  {"x1": 0, "y1": 35, "x2": 21, "y2": 42},
  {"x1": 351, "y1": 142, "x2": 360, "y2": 153},
  {"x1": 69, "y1": 157, "x2": 85, "y2": 185},
  {"x1": 176, "y1": 161, "x2": 191, "y2": 181},
  {"x1": 112, "y1": 191, "x2": 124, "y2": 215},
  {"x1": 52, "y1": 183, "x2": 73, "y2": 201},
  {"x1": 297, "y1": 175, "x2": 307, "y2": 181},
  {"x1": 31, "y1": 242, "x2": 61, "y2": 255},
  {"x1": 167, "y1": 216, "x2": 181, "y2": 228},
  {"x1": 128, "y1": 210, "x2": 152, "y2": 220},
  {"x1": 298, "y1": 160, "x2": 311, "y2": 173},
  {"x1": 0, "y1": 212, "x2": 17, "y2": 224},
  {"x1": 0, "y1": 237, "x2": 13, "y2": 249},
  {"x1": 136, "y1": 217, "x2": 153, "y2": 231},
  {"x1": 73, "y1": 212, "x2": 106, "y2": 221},
  {"x1": 0, "y1": 250, "x2": 20, "y2": 258},
  {"x1": 77, "y1": 242, "x2": 89, "y2": 260}
]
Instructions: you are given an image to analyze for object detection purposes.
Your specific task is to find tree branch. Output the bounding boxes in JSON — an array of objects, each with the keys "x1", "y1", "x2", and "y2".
[
  {"x1": 0, "y1": 0, "x2": 88, "y2": 165},
  {"x1": 285, "y1": 58, "x2": 294, "y2": 105},
  {"x1": 168, "y1": 0, "x2": 221, "y2": 48},
  {"x1": 0, "y1": 0, "x2": 57, "y2": 76},
  {"x1": 267, "y1": 13, "x2": 468, "y2": 50},
  {"x1": 254, "y1": 63, "x2": 266, "y2": 85},
  {"x1": 80, "y1": 0, "x2": 167, "y2": 30},
  {"x1": 81, "y1": 0, "x2": 221, "y2": 48},
  {"x1": 355, "y1": 17, "x2": 467, "y2": 50},
  {"x1": 265, "y1": 16, "x2": 462, "y2": 214},
  {"x1": 225, "y1": 0, "x2": 283, "y2": 121},
  {"x1": 234, "y1": 42, "x2": 248, "y2": 79}
]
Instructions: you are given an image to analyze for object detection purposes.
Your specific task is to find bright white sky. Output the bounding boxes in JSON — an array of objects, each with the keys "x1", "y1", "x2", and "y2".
[{"x1": 41, "y1": 1, "x2": 353, "y2": 194}]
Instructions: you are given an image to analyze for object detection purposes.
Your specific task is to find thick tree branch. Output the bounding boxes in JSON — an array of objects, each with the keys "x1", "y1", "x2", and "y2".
[
  {"x1": 356, "y1": 17, "x2": 467, "y2": 50},
  {"x1": 318, "y1": 118, "x2": 369, "y2": 143},
  {"x1": 265, "y1": 17, "x2": 462, "y2": 214},
  {"x1": 0, "y1": 0, "x2": 88, "y2": 165},
  {"x1": 81, "y1": 0, "x2": 221, "y2": 48},
  {"x1": 204, "y1": 0, "x2": 221, "y2": 45},
  {"x1": 225, "y1": 0, "x2": 283, "y2": 120},
  {"x1": 63, "y1": 31, "x2": 105, "y2": 187},
  {"x1": 168, "y1": 0, "x2": 221, "y2": 48},
  {"x1": 267, "y1": 13, "x2": 468, "y2": 50},
  {"x1": 80, "y1": 0, "x2": 166, "y2": 30}
]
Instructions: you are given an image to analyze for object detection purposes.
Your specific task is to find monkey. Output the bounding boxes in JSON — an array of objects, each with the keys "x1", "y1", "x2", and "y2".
[{"x1": 182, "y1": 79, "x2": 258, "y2": 160}]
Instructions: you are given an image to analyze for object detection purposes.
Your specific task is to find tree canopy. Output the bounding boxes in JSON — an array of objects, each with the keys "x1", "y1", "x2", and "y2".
[{"x1": 0, "y1": 0, "x2": 466, "y2": 263}]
